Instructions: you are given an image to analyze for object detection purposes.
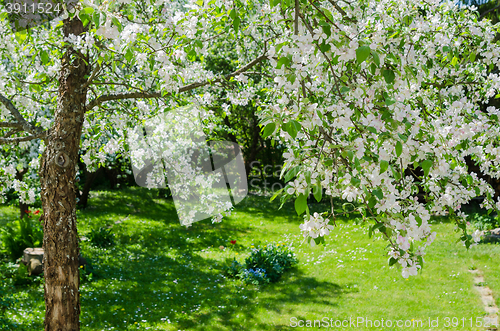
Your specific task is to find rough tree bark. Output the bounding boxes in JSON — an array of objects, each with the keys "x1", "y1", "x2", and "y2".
[{"x1": 39, "y1": 16, "x2": 89, "y2": 331}]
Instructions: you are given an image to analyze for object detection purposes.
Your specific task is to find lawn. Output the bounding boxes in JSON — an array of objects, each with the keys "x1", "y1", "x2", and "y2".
[{"x1": 1, "y1": 187, "x2": 499, "y2": 330}]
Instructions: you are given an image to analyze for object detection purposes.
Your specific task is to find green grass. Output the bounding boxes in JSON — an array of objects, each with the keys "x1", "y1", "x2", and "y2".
[{"x1": 1, "y1": 187, "x2": 499, "y2": 330}]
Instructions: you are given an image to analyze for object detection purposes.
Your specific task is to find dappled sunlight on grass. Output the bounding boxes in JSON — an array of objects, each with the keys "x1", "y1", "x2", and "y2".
[{"x1": 1, "y1": 187, "x2": 500, "y2": 330}]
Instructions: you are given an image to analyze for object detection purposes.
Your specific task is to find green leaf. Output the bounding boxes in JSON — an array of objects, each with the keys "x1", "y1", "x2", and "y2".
[
  {"x1": 356, "y1": 46, "x2": 371, "y2": 64},
  {"x1": 313, "y1": 183, "x2": 322, "y2": 202},
  {"x1": 466, "y1": 174, "x2": 473, "y2": 186},
  {"x1": 262, "y1": 123, "x2": 276, "y2": 138},
  {"x1": 313, "y1": 236, "x2": 325, "y2": 246},
  {"x1": 276, "y1": 57, "x2": 290, "y2": 69},
  {"x1": 295, "y1": 194, "x2": 307, "y2": 215},
  {"x1": 371, "y1": 49, "x2": 380, "y2": 66},
  {"x1": 367, "y1": 126, "x2": 377, "y2": 134},
  {"x1": 111, "y1": 17, "x2": 123, "y2": 32},
  {"x1": 40, "y1": 50, "x2": 49, "y2": 65},
  {"x1": 351, "y1": 177, "x2": 361, "y2": 187},
  {"x1": 380, "y1": 160, "x2": 389, "y2": 174},
  {"x1": 270, "y1": 188, "x2": 283, "y2": 202},
  {"x1": 451, "y1": 56, "x2": 458, "y2": 66},
  {"x1": 15, "y1": 30, "x2": 27, "y2": 44},
  {"x1": 321, "y1": 24, "x2": 331, "y2": 37},
  {"x1": 283, "y1": 120, "x2": 301, "y2": 139},
  {"x1": 229, "y1": 9, "x2": 237, "y2": 19},
  {"x1": 372, "y1": 188, "x2": 383, "y2": 200},
  {"x1": 124, "y1": 47, "x2": 134, "y2": 62},
  {"x1": 395, "y1": 141, "x2": 402, "y2": 157},
  {"x1": 382, "y1": 69, "x2": 395, "y2": 84},
  {"x1": 92, "y1": 12, "x2": 101, "y2": 28},
  {"x1": 368, "y1": 196, "x2": 377, "y2": 209},
  {"x1": 284, "y1": 166, "x2": 300, "y2": 182},
  {"x1": 389, "y1": 257, "x2": 398, "y2": 266},
  {"x1": 270, "y1": 0, "x2": 281, "y2": 7},
  {"x1": 196, "y1": 0, "x2": 204, "y2": 6},
  {"x1": 385, "y1": 97, "x2": 396, "y2": 106},
  {"x1": 420, "y1": 160, "x2": 433, "y2": 177},
  {"x1": 469, "y1": 52, "x2": 476, "y2": 62},
  {"x1": 417, "y1": 255, "x2": 424, "y2": 269},
  {"x1": 319, "y1": 42, "x2": 331, "y2": 53},
  {"x1": 397, "y1": 133, "x2": 408, "y2": 142},
  {"x1": 233, "y1": 16, "x2": 240, "y2": 33},
  {"x1": 81, "y1": 7, "x2": 94, "y2": 15}
]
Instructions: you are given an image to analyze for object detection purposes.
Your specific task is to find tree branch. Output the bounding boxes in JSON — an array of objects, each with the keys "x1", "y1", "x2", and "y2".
[
  {"x1": 294, "y1": 0, "x2": 299, "y2": 35},
  {"x1": 85, "y1": 53, "x2": 268, "y2": 112},
  {"x1": 326, "y1": 0, "x2": 356, "y2": 22},
  {"x1": 0, "y1": 93, "x2": 43, "y2": 135},
  {"x1": 480, "y1": 3, "x2": 500, "y2": 20},
  {"x1": 0, "y1": 131, "x2": 47, "y2": 145},
  {"x1": 82, "y1": 63, "x2": 101, "y2": 89},
  {"x1": 0, "y1": 122, "x2": 22, "y2": 128}
]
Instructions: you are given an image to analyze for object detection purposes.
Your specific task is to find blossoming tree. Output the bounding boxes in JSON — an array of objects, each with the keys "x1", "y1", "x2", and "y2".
[
  {"x1": 1, "y1": 0, "x2": 500, "y2": 329},
  {"x1": 0, "y1": 0, "x2": 272, "y2": 329},
  {"x1": 260, "y1": 0, "x2": 500, "y2": 279}
]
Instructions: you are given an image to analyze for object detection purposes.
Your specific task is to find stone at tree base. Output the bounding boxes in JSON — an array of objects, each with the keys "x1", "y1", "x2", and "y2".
[
  {"x1": 22, "y1": 248, "x2": 88, "y2": 276},
  {"x1": 29, "y1": 259, "x2": 43, "y2": 275},
  {"x1": 22, "y1": 247, "x2": 44, "y2": 276}
]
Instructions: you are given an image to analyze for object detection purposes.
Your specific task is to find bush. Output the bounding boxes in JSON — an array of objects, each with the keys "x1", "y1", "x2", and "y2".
[
  {"x1": 239, "y1": 268, "x2": 269, "y2": 285},
  {"x1": 470, "y1": 212, "x2": 499, "y2": 231},
  {"x1": 0, "y1": 217, "x2": 43, "y2": 261},
  {"x1": 224, "y1": 243, "x2": 297, "y2": 285},
  {"x1": 88, "y1": 227, "x2": 114, "y2": 248},
  {"x1": 224, "y1": 259, "x2": 244, "y2": 278}
]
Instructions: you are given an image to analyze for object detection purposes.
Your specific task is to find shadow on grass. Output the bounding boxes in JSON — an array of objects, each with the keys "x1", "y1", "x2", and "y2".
[
  {"x1": 77, "y1": 250, "x2": 350, "y2": 331},
  {"x1": 5, "y1": 187, "x2": 353, "y2": 330}
]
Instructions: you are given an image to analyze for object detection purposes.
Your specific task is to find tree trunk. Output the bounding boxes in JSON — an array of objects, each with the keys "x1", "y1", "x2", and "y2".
[
  {"x1": 77, "y1": 167, "x2": 103, "y2": 208},
  {"x1": 39, "y1": 17, "x2": 89, "y2": 331}
]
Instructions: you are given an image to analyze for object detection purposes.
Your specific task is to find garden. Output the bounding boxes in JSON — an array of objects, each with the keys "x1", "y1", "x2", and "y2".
[
  {"x1": 2, "y1": 0, "x2": 500, "y2": 329},
  {"x1": 1, "y1": 187, "x2": 499, "y2": 330}
]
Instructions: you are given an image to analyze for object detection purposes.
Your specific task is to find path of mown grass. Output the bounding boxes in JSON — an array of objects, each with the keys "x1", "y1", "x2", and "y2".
[{"x1": 1, "y1": 187, "x2": 499, "y2": 330}]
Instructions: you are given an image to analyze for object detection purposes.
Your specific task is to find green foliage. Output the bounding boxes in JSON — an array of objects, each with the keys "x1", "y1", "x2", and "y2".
[
  {"x1": 0, "y1": 217, "x2": 43, "y2": 261},
  {"x1": 225, "y1": 243, "x2": 297, "y2": 285},
  {"x1": 79, "y1": 264, "x2": 93, "y2": 283},
  {"x1": 0, "y1": 274, "x2": 15, "y2": 330},
  {"x1": 239, "y1": 268, "x2": 269, "y2": 285},
  {"x1": 470, "y1": 212, "x2": 499, "y2": 231},
  {"x1": 224, "y1": 258, "x2": 244, "y2": 278},
  {"x1": 87, "y1": 227, "x2": 114, "y2": 248}
]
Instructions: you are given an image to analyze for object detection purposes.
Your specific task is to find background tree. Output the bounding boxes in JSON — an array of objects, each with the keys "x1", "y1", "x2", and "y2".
[{"x1": 259, "y1": 0, "x2": 500, "y2": 279}]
